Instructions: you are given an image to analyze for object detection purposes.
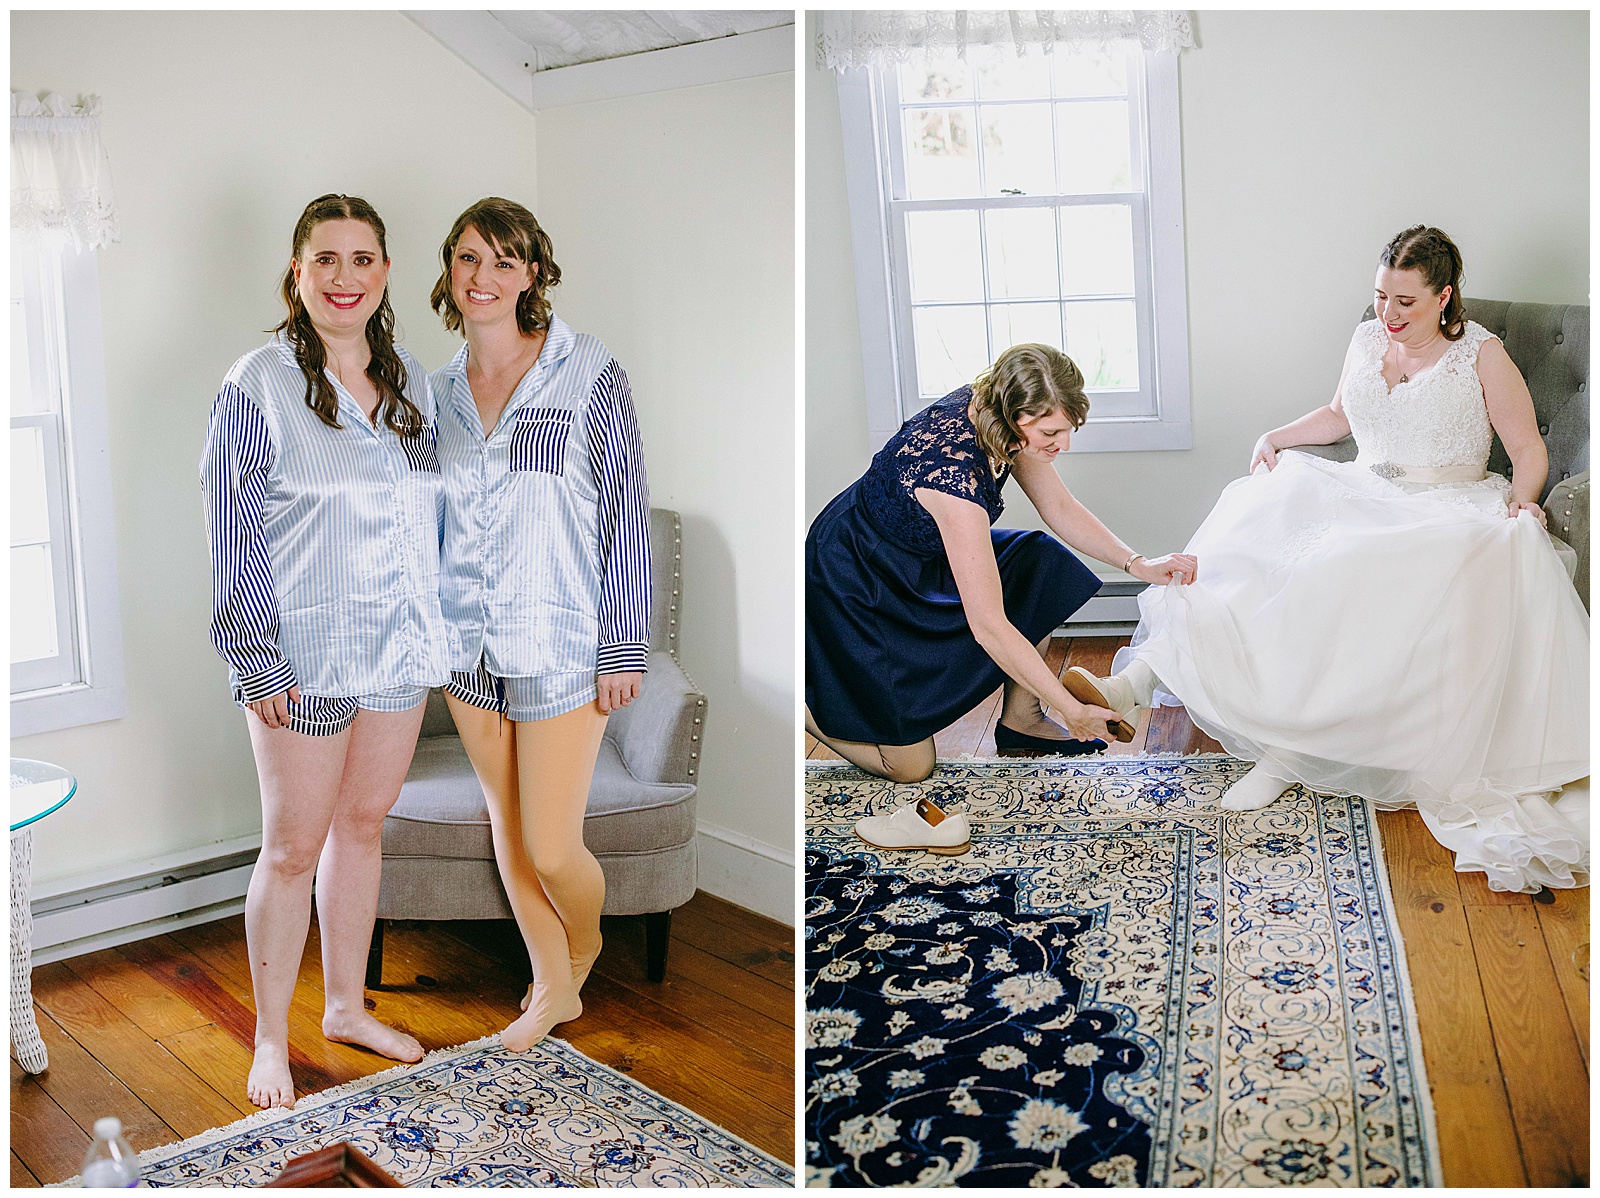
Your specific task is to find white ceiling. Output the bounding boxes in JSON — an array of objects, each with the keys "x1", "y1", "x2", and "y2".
[{"x1": 489, "y1": 10, "x2": 791, "y2": 72}]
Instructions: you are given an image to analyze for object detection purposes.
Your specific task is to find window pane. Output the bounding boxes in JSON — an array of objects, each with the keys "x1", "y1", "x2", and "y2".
[
  {"x1": 11, "y1": 544, "x2": 59, "y2": 664},
  {"x1": 913, "y1": 305, "x2": 988, "y2": 397},
  {"x1": 990, "y1": 303, "x2": 1063, "y2": 355},
  {"x1": 975, "y1": 55, "x2": 1051, "y2": 100},
  {"x1": 1051, "y1": 46, "x2": 1128, "y2": 98},
  {"x1": 1055, "y1": 100, "x2": 1132, "y2": 193},
  {"x1": 906, "y1": 211, "x2": 984, "y2": 302},
  {"x1": 980, "y1": 103, "x2": 1054, "y2": 197},
  {"x1": 898, "y1": 57, "x2": 972, "y2": 101},
  {"x1": 11, "y1": 426, "x2": 50, "y2": 545},
  {"x1": 985, "y1": 208, "x2": 1057, "y2": 300},
  {"x1": 1060, "y1": 206, "x2": 1135, "y2": 296},
  {"x1": 903, "y1": 107, "x2": 979, "y2": 199},
  {"x1": 1064, "y1": 301, "x2": 1140, "y2": 389}
]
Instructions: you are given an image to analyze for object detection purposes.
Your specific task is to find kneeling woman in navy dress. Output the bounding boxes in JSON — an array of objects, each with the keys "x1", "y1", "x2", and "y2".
[{"x1": 806, "y1": 343, "x2": 1196, "y2": 784}]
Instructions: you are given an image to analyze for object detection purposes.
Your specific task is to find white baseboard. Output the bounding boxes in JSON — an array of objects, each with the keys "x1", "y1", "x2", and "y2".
[
  {"x1": 29, "y1": 833, "x2": 261, "y2": 963},
  {"x1": 695, "y1": 822, "x2": 795, "y2": 926}
]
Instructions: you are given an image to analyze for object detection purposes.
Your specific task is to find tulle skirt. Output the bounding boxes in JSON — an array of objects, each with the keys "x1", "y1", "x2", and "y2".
[{"x1": 1120, "y1": 451, "x2": 1590, "y2": 893}]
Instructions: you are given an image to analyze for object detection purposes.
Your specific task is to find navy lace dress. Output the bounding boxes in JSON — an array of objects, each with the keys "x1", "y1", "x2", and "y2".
[{"x1": 806, "y1": 387, "x2": 1102, "y2": 745}]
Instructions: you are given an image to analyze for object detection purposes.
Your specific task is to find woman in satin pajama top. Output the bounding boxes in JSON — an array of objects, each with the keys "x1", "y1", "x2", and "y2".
[
  {"x1": 430, "y1": 197, "x2": 651, "y2": 1051},
  {"x1": 201, "y1": 194, "x2": 451, "y2": 1109}
]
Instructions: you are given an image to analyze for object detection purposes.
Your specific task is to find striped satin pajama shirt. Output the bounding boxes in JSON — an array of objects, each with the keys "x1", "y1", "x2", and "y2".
[
  {"x1": 200, "y1": 336, "x2": 454, "y2": 735},
  {"x1": 434, "y1": 314, "x2": 651, "y2": 722}
]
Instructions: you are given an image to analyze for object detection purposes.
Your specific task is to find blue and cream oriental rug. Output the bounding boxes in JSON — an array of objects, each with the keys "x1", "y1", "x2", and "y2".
[
  {"x1": 100, "y1": 1035, "x2": 792, "y2": 1187},
  {"x1": 805, "y1": 757, "x2": 1442, "y2": 1188}
]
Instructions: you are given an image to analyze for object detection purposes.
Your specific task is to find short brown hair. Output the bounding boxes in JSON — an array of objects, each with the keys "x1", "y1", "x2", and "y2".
[
  {"x1": 970, "y1": 343, "x2": 1090, "y2": 464},
  {"x1": 431, "y1": 197, "x2": 562, "y2": 336},
  {"x1": 1380, "y1": 225, "x2": 1467, "y2": 341}
]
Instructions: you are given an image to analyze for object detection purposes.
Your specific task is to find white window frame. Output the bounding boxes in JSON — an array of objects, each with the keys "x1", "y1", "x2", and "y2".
[
  {"x1": 837, "y1": 46, "x2": 1190, "y2": 453},
  {"x1": 10, "y1": 236, "x2": 126, "y2": 736}
]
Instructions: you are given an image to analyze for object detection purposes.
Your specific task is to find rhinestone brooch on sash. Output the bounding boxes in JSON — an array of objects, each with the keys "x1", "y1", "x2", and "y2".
[{"x1": 1370, "y1": 462, "x2": 1405, "y2": 480}]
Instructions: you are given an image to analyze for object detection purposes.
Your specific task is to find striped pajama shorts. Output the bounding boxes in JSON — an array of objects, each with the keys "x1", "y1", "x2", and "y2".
[
  {"x1": 443, "y1": 658, "x2": 596, "y2": 723},
  {"x1": 233, "y1": 685, "x2": 429, "y2": 736}
]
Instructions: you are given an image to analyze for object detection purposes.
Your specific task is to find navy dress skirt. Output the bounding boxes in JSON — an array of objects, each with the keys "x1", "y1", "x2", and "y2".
[{"x1": 806, "y1": 387, "x2": 1102, "y2": 746}]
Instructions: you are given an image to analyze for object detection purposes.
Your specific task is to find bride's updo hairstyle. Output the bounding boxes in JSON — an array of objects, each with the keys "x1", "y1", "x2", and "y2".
[
  {"x1": 1379, "y1": 225, "x2": 1467, "y2": 341},
  {"x1": 971, "y1": 343, "x2": 1090, "y2": 464}
]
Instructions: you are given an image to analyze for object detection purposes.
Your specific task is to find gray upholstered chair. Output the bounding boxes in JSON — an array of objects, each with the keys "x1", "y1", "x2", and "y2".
[
  {"x1": 367, "y1": 508, "x2": 705, "y2": 985},
  {"x1": 1290, "y1": 298, "x2": 1589, "y2": 609}
]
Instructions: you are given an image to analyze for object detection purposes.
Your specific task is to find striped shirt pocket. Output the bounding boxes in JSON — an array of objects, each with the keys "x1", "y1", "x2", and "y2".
[
  {"x1": 401, "y1": 424, "x2": 440, "y2": 473},
  {"x1": 510, "y1": 407, "x2": 574, "y2": 474}
]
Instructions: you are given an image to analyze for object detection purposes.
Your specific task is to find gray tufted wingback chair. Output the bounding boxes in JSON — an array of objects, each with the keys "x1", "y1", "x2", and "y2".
[
  {"x1": 367, "y1": 508, "x2": 705, "y2": 986},
  {"x1": 1290, "y1": 298, "x2": 1589, "y2": 609}
]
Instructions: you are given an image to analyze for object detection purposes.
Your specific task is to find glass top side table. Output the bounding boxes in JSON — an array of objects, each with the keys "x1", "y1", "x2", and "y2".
[{"x1": 10, "y1": 758, "x2": 77, "y2": 1074}]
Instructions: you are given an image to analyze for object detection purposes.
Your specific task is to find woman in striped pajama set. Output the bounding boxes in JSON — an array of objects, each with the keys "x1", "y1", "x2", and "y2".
[
  {"x1": 201, "y1": 194, "x2": 451, "y2": 1108},
  {"x1": 430, "y1": 198, "x2": 651, "y2": 1051}
]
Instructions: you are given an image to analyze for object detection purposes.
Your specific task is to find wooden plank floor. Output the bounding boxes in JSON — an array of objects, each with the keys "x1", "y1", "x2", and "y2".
[
  {"x1": 806, "y1": 634, "x2": 1590, "y2": 1187},
  {"x1": 10, "y1": 891, "x2": 794, "y2": 1186}
]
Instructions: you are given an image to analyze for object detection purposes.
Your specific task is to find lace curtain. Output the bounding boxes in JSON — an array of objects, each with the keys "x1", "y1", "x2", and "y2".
[
  {"x1": 11, "y1": 91, "x2": 120, "y2": 250},
  {"x1": 816, "y1": 10, "x2": 1195, "y2": 71}
]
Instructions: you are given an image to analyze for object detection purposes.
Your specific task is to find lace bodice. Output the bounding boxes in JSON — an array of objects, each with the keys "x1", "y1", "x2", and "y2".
[
  {"x1": 855, "y1": 387, "x2": 1008, "y2": 554},
  {"x1": 1340, "y1": 319, "x2": 1498, "y2": 469}
]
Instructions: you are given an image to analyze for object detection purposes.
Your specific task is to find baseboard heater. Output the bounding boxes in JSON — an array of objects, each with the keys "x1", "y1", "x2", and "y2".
[
  {"x1": 1058, "y1": 578, "x2": 1145, "y2": 636},
  {"x1": 30, "y1": 842, "x2": 260, "y2": 966}
]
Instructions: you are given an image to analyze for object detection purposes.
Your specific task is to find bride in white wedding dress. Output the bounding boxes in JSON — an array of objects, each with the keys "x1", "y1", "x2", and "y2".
[{"x1": 1068, "y1": 226, "x2": 1589, "y2": 893}]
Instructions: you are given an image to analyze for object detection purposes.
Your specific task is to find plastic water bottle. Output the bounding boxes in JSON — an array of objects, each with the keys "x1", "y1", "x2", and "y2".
[{"x1": 80, "y1": 1116, "x2": 139, "y2": 1187}]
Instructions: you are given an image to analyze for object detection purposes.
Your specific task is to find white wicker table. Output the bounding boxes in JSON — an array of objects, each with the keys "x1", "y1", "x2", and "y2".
[{"x1": 10, "y1": 758, "x2": 76, "y2": 1074}]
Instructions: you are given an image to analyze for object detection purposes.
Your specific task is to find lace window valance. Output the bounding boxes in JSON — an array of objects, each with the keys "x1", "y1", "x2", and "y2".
[
  {"x1": 815, "y1": 10, "x2": 1196, "y2": 71},
  {"x1": 11, "y1": 91, "x2": 120, "y2": 251}
]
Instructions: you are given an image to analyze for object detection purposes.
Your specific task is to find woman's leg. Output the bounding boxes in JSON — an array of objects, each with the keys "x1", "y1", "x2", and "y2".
[
  {"x1": 1219, "y1": 763, "x2": 1294, "y2": 811},
  {"x1": 444, "y1": 694, "x2": 571, "y2": 1016},
  {"x1": 243, "y1": 717, "x2": 350, "y2": 1109},
  {"x1": 315, "y1": 704, "x2": 427, "y2": 1063},
  {"x1": 805, "y1": 707, "x2": 936, "y2": 784},
  {"x1": 999, "y1": 635, "x2": 1078, "y2": 739},
  {"x1": 497, "y1": 702, "x2": 610, "y2": 1051}
]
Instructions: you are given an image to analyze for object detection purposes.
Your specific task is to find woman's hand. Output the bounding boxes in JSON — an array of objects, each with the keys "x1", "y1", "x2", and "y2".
[
  {"x1": 596, "y1": 672, "x2": 643, "y2": 714},
  {"x1": 1249, "y1": 435, "x2": 1282, "y2": 474},
  {"x1": 1131, "y1": 553, "x2": 1198, "y2": 586},
  {"x1": 1507, "y1": 500, "x2": 1548, "y2": 528},
  {"x1": 248, "y1": 685, "x2": 302, "y2": 730},
  {"x1": 1061, "y1": 699, "x2": 1120, "y2": 743}
]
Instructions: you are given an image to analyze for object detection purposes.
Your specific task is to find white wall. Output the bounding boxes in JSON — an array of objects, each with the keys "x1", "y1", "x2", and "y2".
[
  {"x1": 807, "y1": 10, "x2": 1590, "y2": 562},
  {"x1": 10, "y1": 9, "x2": 541, "y2": 887},
  {"x1": 535, "y1": 73, "x2": 796, "y2": 920}
]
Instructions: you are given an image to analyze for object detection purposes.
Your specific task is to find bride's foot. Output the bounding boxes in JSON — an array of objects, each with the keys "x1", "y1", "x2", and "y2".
[
  {"x1": 501, "y1": 982, "x2": 582, "y2": 1052},
  {"x1": 1219, "y1": 763, "x2": 1293, "y2": 811},
  {"x1": 246, "y1": 1039, "x2": 296, "y2": 1109},
  {"x1": 322, "y1": 1008, "x2": 424, "y2": 1063},
  {"x1": 1061, "y1": 668, "x2": 1140, "y2": 743}
]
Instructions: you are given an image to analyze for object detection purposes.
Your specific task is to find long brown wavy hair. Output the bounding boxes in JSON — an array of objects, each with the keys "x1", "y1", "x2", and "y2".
[
  {"x1": 272, "y1": 194, "x2": 422, "y2": 435},
  {"x1": 430, "y1": 197, "x2": 562, "y2": 336},
  {"x1": 971, "y1": 343, "x2": 1090, "y2": 465},
  {"x1": 1379, "y1": 225, "x2": 1467, "y2": 342}
]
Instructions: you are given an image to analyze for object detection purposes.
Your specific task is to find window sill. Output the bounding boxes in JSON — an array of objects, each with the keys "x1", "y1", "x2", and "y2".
[{"x1": 11, "y1": 680, "x2": 126, "y2": 737}]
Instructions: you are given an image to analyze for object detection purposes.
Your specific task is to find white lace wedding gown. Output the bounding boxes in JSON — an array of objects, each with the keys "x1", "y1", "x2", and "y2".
[{"x1": 1122, "y1": 319, "x2": 1589, "y2": 892}]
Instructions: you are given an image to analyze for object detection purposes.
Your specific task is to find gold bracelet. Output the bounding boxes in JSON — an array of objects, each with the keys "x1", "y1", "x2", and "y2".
[{"x1": 1123, "y1": 552, "x2": 1142, "y2": 574}]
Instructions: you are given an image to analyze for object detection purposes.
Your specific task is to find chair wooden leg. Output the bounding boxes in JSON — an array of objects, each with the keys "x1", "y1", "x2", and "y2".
[
  {"x1": 643, "y1": 911, "x2": 671, "y2": 982},
  {"x1": 365, "y1": 919, "x2": 384, "y2": 990}
]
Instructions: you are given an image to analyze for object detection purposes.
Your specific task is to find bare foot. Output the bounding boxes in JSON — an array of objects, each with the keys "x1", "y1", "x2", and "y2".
[
  {"x1": 501, "y1": 982, "x2": 582, "y2": 1052},
  {"x1": 322, "y1": 1009, "x2": 424, "y2": 1063},
  {"x1": 998, "y1": 712, "x2": 1080, "y2": 741},
  {"x1": 247, "y1": 1040, "x2": 296, "y2": 1109}
]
